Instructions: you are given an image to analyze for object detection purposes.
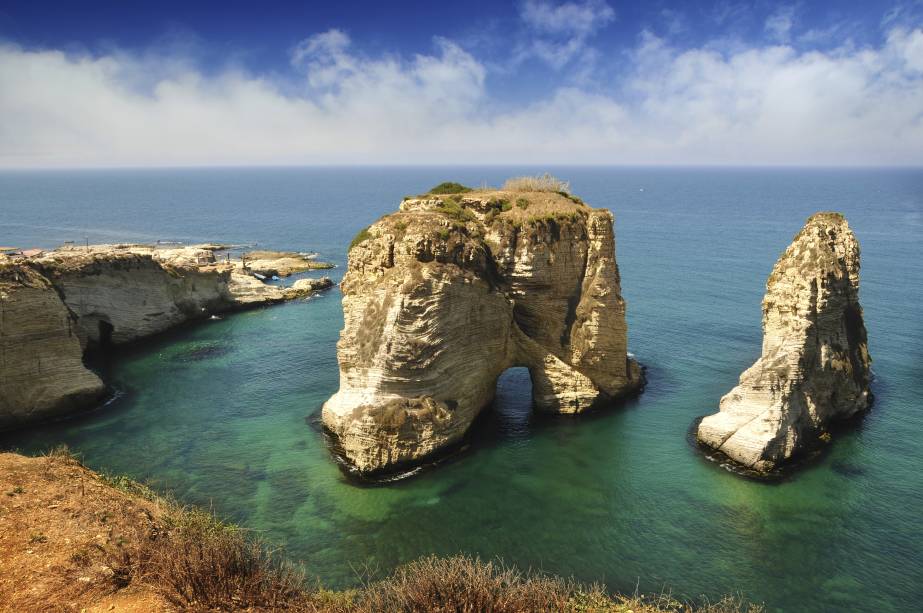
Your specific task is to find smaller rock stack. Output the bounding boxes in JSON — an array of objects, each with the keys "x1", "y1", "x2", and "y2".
[{"x1": 696, "y1": 212, "x2": 872, "y2": 472}]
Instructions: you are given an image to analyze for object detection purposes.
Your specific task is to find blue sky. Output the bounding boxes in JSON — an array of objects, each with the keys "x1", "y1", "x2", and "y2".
[{"x1": 0, "y1": 1, "x2": 921, "y2": 167}]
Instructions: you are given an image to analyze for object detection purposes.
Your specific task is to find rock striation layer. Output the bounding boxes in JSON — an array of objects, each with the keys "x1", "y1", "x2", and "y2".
[
  {"x1": 696, "y1": 212, "x2": 872, "y2": 472},
  {"x1": 1, "y1": 244, "x2": 333, "y2": 429},
  {"x1": 29, "y1": 244, "x2": 332, "y2": 347},
  {"x1": 0, "y1": 264, "x2": 106, "y2": 429},
  {"x1": 323, "y1": 189, "x2": 642, "y2": 475}
]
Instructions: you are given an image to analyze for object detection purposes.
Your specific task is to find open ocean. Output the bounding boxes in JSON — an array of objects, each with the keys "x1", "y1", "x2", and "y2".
[{"x1": 1, "y1": 167, "x2": 921, "y2": 612}]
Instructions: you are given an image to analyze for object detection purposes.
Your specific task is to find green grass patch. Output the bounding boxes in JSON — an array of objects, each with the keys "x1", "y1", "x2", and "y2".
[
  {"x1": 428, "y1": 181, "x2": 472, "y2": 194},
  {"x1": 434, "y1": 200, "x2": 476, "y2": 223},
  {"x1": 515, "y1": 198, "x2": 530, "y2": 210},
  {"x1": 349, "y1": 227, "x2": 373, "y2": 250}
]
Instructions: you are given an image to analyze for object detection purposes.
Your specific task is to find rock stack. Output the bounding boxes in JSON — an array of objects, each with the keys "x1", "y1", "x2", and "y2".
[
  {"x1": 323, "y1": 189, "x2": 643, "y2": 475},
  {"x1": 697, "y1": 212, "x2": 872, "y2": 472}
]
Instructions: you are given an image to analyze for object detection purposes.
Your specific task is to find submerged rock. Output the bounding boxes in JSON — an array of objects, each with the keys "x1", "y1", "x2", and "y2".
[
  {"x1": 323, "y1": 189, "x2": 643, "y2": 475},
  {"x1": 696, "y1": 212, "x2": 872, "y2": 473}
]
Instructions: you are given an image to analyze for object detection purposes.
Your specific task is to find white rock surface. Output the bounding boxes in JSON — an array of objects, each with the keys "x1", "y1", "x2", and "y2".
[{"x1": 697, "y1": 212, "x2": 872, "y2": 472}]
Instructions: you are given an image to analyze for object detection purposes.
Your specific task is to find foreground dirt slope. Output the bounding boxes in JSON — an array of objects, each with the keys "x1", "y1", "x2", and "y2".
[
  {"x1": 0, "y1": 452, "x2": 171, "y2": 612},
  {"x1": 0, "y1": 450, "x2": 761, "y2": 613}
]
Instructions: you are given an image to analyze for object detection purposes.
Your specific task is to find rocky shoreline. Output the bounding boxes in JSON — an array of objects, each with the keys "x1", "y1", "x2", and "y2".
[{"x1": 0, "y1": 244, "x2": 333, "y2": 430}]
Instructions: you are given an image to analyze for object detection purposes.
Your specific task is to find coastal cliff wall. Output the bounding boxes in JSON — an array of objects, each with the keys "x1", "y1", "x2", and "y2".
[
  {"x1": 32, "y1": 245, "x2": 333, "y2": 347},
  {"x1": 34, "y1": 247, "x2": 235, "y2": 346},
  {"x1": 323, "y1": 189, "x2": 642, "y2": 475},
  {"x1": 0, "y1": 244, "x2": 332, "y2": 430},
  {"x1": 696, "y1": 212, "x2": 872, "y2": 472},
  {"x1": 0, "y1": 264, "x2": 106, "y2": 429}
]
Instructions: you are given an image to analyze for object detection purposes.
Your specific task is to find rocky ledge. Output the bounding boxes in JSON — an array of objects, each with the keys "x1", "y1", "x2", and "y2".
[
  {"x1": 0, "y1": 244, "x2": 333, "y2": 430},
  {"x1": 323, "y1": 186, "x2": 643, "y2": 476},
  {"x1": 696, "y1": 212, "x2": 872, "y2": 473}
]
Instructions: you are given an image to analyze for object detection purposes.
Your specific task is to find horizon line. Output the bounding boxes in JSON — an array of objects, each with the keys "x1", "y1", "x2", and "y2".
[{"x1": 1, "y1": 163, "x2": 922, "y2": 173}]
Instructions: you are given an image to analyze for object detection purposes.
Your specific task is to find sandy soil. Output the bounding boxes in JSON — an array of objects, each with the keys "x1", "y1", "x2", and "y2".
[{"x1": 0, "y1": 452, "x2": 173, "y2": 612}]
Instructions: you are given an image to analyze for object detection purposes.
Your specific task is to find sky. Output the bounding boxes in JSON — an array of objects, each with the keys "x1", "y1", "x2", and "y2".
[{"x1": 0, "y1": 0, "x2": 922, "y2": 167}]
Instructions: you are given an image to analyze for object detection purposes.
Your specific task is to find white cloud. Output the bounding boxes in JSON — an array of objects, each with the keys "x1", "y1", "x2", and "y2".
[
  {"x1": 520, "y1": 0, "x2": 614, "y2": 37},
  {"x1": 765, "y1": 5, "x2": 796, "y2": 42},
  {"x1": 0, "y1": 26, "x2": 922, "y2": 167},
  {"x1": 888, "y1": 26, "x2": 923, "y2": 71},
  {"x1": 517, "y1": 0, "x2": 615, "y2": 69}
]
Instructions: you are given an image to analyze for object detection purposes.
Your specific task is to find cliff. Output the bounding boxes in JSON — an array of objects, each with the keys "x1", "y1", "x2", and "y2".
[
  {"x1": 0, "y1": 265, "x2": 106, "y2": 430},
  {"x1": 32, "y1": 245, "x2": 238, "y2": 346},
  {"x1": 0, "y1": 244, "x2": 333, "y2": 430},
  {"x1": 696, "y1": 212, "x2": 872, "y2": 472},
  {"x1": 323, "y1": 188, "x2": 642, "y2": 475},
  {"x1": 32, "y1": 244, "x2": 332, "y2": 347}
]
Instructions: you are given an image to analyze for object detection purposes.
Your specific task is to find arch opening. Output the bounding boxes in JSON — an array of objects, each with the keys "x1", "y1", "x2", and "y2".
[{"x1": 492, "y1": 366, "x2": 535, "y2": 439}]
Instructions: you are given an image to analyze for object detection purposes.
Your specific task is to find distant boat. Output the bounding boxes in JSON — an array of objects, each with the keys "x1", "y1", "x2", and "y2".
[{"x1": 253, "y1": 272, "x2": 266, "y2": 280}]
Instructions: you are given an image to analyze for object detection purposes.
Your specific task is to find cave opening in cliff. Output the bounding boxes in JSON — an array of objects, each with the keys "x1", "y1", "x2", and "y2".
[
  {"x1": 97, "y1": 320, "x2": 114, "y2": 349},
  {"x1": 492, "y1": 367, "x2": 535, "y2": 438}
]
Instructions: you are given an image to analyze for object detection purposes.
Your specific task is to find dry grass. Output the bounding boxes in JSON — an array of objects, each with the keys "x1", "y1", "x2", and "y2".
[
  {"x1": 139, "y1": 507, "x2": 311, "y2": 610},
  {"x1": 0, "y1": 449, "x2": 765, "y2": 612},
  {"x1": 502, "y1": 173, "x2": 571, "y2": 193},
  {"x1": 356, "y1": 555, "x2": 574, "y2": 612}
]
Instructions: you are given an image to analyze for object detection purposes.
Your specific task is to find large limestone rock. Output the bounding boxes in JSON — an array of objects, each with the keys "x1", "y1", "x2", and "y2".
[
  {"x1": 0, "y1": 264, "x2": 106, "y2": 429},
  {"x1": 323, "y1": 190, "x2": 642, "y2": 475},
  {"x1": 697, "y1": 212, "x2": 872, "y2": 472}
]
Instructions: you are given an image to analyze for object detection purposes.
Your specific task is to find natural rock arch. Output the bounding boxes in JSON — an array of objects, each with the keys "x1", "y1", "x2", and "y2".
[{"x1": 322, "y1": 189, "x2": 643, "y2": 476}]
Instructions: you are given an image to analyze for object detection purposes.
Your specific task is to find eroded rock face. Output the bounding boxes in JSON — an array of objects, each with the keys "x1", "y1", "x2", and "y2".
[
  {"x1": 0, "y1": 244, "x2": 333, "y2": 429},
  {"x1": 323, "y1": 191, "x2": 642, "y2": 475},
  {"x1": 696, "y1": 212, "x2": 872, "y2": 472},
  {"x1": 31, "y1": 245, "x2": 333, "y2": 347},
  {"x1": 0, "y1": 264, "x2": 106, "y2": 429},
  {"x1": 33, "y1": 246, "x2": 236, "y2": 346}
]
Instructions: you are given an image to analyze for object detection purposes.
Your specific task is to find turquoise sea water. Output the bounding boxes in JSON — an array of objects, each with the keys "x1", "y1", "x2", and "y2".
[{"x1": 1, "y1": 167, "x2": 921, "y2": 612}]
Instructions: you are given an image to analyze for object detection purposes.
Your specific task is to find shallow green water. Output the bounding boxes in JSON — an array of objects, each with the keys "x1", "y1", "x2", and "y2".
[{"x1": 1, "y1": 167, "x2": 921, "y2": 612}]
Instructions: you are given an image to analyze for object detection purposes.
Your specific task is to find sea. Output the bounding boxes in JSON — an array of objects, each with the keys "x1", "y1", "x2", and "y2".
[{"x1": 1, "y1": 167, "x2": 921, "y2": 612}]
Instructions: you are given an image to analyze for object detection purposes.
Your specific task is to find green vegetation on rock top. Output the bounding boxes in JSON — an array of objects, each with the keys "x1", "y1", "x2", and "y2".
[
  {"x1": 349, "y1": 227, "x2": 372, "y2": 250},
  {"x1": 434, "y1": 199, "x2": 476, "y2": 223},
  {"x1": 428, "y1": 182, "x2": 472, "y2": 194}
]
